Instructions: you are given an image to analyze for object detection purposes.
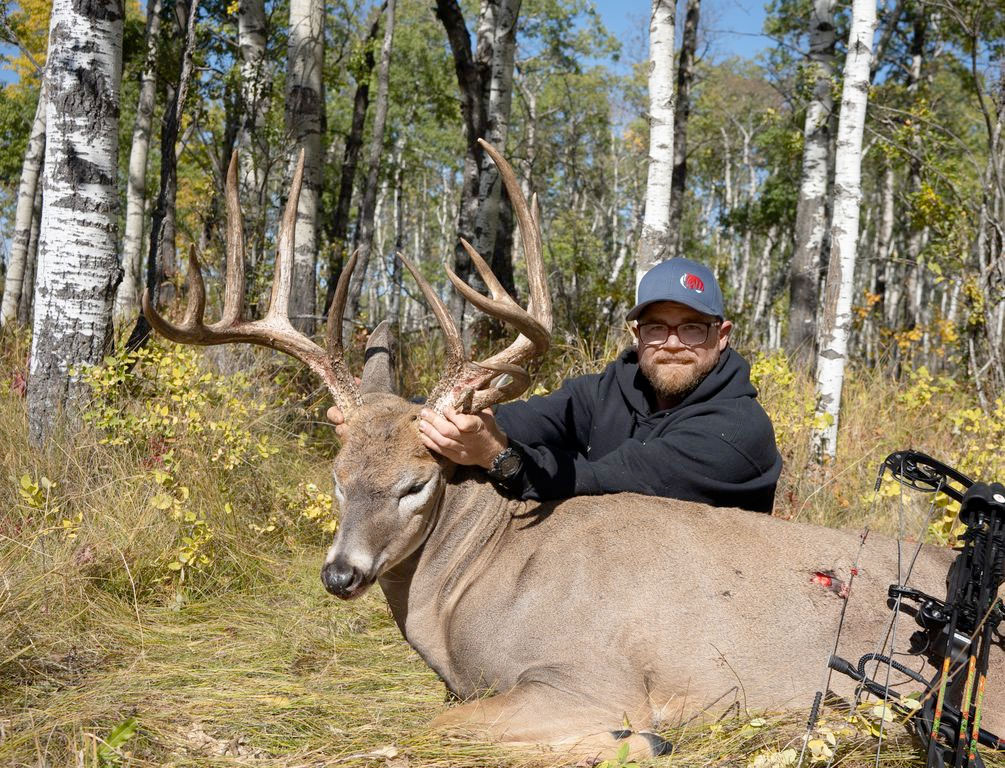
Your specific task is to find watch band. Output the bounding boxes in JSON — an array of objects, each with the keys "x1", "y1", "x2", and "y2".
[{"x1": 486, "y1": 445, "x2": 523, "y2": 483}]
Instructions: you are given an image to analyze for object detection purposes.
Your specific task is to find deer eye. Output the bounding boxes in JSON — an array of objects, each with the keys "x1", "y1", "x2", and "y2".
[{"x1": 404, "y1": 481, "x2": 426, "y2": 496}]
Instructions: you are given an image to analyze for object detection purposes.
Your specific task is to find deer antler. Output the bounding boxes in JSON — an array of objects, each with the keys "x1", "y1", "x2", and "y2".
[
  {"x1": 402, "y1": 139, "x2": 553, "y2": 414},
  {"x1": 142, "y1": 149, "x2": 363, "y2": 416}
]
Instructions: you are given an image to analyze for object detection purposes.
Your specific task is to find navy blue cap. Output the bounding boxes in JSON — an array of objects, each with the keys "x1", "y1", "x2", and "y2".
[{"x1": 626, "y1": 258, "x2": 724, "y2": 321}]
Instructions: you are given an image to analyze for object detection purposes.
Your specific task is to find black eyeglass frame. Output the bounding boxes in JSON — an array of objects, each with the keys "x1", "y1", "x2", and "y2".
[{"x1": 635, "y1": 320, "x2": 721, "y2": 347}]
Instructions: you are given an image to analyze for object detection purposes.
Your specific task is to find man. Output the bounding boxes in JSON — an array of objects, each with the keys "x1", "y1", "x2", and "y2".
[{"x1": 334, "y1": 258, "x2": 782, "y2": 513}]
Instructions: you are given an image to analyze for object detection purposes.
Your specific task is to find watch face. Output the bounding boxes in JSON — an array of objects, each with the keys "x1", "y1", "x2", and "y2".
[{"x1": 495, "y1": 453, "x2": 522, "y2": 478}]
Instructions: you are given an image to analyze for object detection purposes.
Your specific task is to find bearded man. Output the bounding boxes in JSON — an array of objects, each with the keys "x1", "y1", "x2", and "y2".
[{"x1": 335, "y1": 258, "x2": 782, "y2": 513}]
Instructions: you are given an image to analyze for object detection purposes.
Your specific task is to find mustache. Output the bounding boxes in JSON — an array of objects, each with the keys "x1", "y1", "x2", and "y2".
[{"x1": 650, "y1": 353, "x2": 696, "y2": 364}]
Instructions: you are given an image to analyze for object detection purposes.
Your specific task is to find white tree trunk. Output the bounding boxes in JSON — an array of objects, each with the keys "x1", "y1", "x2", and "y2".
[
  {"x1": 17, "y1": 181, "x2": 44, "y2": 327},
  {"x1": 635, "y1": 0, "x2": 675, "y2": 291},
  {"x1": 238, "y1": 0, "x2": 268, "y2": 272},
  {"x1": 114, "y1": 0, "x2": 161, "y2": 320},
  {"x1": 810, "y1": 0, "x2": 876, "y2": 462},
  {"x1": 1, "y1": 84, "x2": 46, "y2": 328},
  {"x1": 472, "y1": 0, "x2": 521, "y2": 262},
  {"x1": 786, "y1": 0, "x2": 836, "y2": 363},
  {"x1": 285, "y1": 0, "x2": 323, "y2": 333},
  {"x1": 28, "y1": 0, "x2": 123, "y2": 445}
]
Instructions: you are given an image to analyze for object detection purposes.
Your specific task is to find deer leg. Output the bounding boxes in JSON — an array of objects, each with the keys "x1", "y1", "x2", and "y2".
[{"x1": 429, "y1": 682, "x2": 672, "y2": 759}]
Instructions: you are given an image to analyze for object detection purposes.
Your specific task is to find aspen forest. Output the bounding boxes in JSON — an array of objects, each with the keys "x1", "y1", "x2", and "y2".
[{"x1": 1, "y1": 0, "x2": 1005, "y2": 764}]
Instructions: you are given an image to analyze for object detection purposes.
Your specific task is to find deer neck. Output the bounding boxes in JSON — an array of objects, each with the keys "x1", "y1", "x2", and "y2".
[{"x1": 377, "y1": 467, "x2": 526, "y2": 688}]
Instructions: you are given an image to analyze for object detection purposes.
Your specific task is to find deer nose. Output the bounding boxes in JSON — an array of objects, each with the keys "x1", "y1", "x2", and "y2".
[{"x1": 322, "y1": 558, "x2": 363, "y2": 598}]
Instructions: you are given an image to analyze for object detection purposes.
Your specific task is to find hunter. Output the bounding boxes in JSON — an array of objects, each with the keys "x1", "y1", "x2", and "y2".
[{"x1": 331, "y1": 258, "x2": 782, "y2": 513}]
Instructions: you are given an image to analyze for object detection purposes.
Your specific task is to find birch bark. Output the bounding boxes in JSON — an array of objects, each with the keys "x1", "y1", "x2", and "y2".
[
  {"x1": 667, "y1": 0, "x2": 700, "y2": 260},
  {"x1": 810, "y1": 0, "x2": 876, "y2": 461},
  {"x1": 238, "y1": 0, "x2": 268, "y2": 276},
  {"x1": 1, "y1": 83, "x2": 46, "y2": 327},
  {"x1": 27, "y1": 0, "x2": 123, "y2": 445},
  {"x1": 635, "y1": 0, "x2": 676, "y2": 290},
  {"x1": 348, "y1": 0, "x2": 395, "y2": 318},
  {"x1": 114, "y1": 0, "x2": 161, "y2": 320},
  {"x1": 285, "y1": 0, "x2": 324, "y2": 333},
  {"x1": 17, "y1": 181, "x2": 43, "y2": 327},
  {"x1": 785, "y1": 0, "x2": 836, "y2": 364}
]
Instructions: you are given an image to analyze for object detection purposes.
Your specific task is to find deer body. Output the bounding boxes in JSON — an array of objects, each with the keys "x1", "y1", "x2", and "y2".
[{"x1": 329, "y1": 398, "x2": 1005, "y2": 756}]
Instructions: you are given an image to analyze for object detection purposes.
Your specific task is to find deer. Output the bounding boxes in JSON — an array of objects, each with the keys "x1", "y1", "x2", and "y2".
[{"x1": 144, "y1": 141, "x2": 1005, "y2": 761}]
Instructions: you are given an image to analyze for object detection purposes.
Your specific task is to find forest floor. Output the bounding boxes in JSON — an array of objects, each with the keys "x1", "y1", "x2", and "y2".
[{"x1": 3, "y1": 327, "x2": 1005, "y2": 767}]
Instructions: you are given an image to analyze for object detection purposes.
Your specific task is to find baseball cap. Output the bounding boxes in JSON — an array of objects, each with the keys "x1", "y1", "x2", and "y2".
[{"x1": 626, "y1": 258, "x2": 724, "y2": 321}]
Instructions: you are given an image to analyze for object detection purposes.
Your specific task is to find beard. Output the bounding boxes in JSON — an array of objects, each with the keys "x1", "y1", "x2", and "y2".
[{"x1": 639, "y1": 348, "x2": 720, "y2": 403}]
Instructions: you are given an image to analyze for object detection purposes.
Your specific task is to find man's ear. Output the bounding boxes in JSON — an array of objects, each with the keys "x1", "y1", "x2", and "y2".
[{"x1": 718, "y1": 320, "x2": 733, "y2": 351}]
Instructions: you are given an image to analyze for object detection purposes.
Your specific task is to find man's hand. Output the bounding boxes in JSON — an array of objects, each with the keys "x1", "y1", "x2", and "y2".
[
  {"x1": 418, "y1": 406, "x2": 508, "y2": 468},
  {"x1": 326, "y1": 405, "x2": 350, "y2": 440}
]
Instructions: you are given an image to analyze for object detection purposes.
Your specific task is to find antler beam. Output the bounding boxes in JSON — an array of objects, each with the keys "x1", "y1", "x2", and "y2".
[{"x1": 142, "y1": 149, "x2": 363, "y2": 416}]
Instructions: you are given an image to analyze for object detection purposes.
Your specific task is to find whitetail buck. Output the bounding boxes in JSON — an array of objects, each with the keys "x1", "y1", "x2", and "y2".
[{"x1": 145, "y1": 142, "x2": 1005, "y2": 760}]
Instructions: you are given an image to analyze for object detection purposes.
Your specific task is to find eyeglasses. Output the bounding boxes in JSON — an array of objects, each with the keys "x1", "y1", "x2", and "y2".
[{"x1": 637, "y1": 321, "x2": 719, "y2": 347}]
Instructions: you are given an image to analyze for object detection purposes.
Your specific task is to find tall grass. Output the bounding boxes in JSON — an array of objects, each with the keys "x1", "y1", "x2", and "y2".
[{"x1": 1, "y1": 327, "x2": 1003, "y2": 767}]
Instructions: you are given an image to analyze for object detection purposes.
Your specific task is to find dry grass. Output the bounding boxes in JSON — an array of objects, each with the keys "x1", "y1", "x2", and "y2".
[{"x1": 2, "y1": 327, "x2": 1004, "y2": 767}]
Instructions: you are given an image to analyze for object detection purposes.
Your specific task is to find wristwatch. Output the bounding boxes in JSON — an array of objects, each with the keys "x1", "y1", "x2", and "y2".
[{"x1": 486, "y1": 445, "x2": 524, "y2": 483}]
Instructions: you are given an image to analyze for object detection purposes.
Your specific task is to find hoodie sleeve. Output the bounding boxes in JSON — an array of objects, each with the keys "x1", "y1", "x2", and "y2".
[
  {"x1": 493, "y1": 372, "x2": 601, "y2": 455},
  {"x1": 506, "y1": 408, "x2": 781, "y2": 512}
]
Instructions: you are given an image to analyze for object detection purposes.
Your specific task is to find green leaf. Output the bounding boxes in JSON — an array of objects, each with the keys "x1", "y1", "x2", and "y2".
[{"x1": 616, "y1": 740, "x2": 630, "y2": 764}]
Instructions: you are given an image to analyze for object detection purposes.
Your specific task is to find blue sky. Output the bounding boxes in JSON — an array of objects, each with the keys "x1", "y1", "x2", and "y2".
[{"x1": 592, "y1": 0, "x2": 772, "y2": 66}]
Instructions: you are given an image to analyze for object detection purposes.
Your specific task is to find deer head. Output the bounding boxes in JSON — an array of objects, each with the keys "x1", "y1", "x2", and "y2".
[{"x1": 143, "y1": 140, "x2": 552, "y2": 601}]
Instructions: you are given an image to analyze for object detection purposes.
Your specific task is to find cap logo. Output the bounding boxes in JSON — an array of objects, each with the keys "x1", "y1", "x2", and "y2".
[{"x1": 681, "y1": 273, "x2": 705, "y2": 293}]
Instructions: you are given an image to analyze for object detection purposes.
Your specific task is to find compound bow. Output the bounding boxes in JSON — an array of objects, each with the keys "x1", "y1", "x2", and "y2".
[{"x1": 801, "y1": 451, "x2": 1005, "y2": 768}]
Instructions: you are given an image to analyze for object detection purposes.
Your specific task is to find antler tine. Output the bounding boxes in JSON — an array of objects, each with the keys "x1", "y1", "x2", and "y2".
[
  {"x1": 267, "y1": 147, "x2": 305, "y2": 322},
  {"x1": 446, "y1": 239, "x2": 548, "y2": 351},
  {"x1": 325, "y1": 248, "x2": 359, "y2": 357},
  {"x1": 181, "y1": 245, "x2": 207, "y2": 327},
  {"x1": 219, "y1": 149, "x2": 245, "y2": 327},
  {"x1": 397, "y1": 252, "x2": 466, "y2": 365}
]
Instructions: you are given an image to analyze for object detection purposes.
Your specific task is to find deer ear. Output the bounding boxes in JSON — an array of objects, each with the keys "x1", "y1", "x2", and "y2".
[{"x1": 361, "y1": 320, "x2": 396, "y2": 395}]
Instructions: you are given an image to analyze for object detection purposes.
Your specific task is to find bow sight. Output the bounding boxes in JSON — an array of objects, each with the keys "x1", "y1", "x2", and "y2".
[{"x1": 826, "y1": 451, "x2": 1005, "y2": 768}]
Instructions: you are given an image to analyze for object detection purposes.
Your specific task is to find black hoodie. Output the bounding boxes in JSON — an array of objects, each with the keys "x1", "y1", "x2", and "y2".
[{"x1": 494, "y1": 347, "x2": 782, "y2": 512}]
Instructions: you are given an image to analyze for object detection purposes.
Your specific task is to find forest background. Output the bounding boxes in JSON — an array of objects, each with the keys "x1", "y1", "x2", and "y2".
[{"x1": 1, "y1": 0, "x2": 1005, "y2": 765}]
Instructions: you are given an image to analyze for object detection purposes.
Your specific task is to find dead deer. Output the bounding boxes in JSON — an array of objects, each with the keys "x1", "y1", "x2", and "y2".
[{"x1": 145, "y1": 141, "x2": 1005, "y2": 760}]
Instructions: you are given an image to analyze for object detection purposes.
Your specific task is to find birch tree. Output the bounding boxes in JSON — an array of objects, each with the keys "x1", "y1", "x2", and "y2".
[
  {"x1": 285, "y1": 0, "x2": 323, "y2": 333},
  {"x1": 810, "y1": 0, "x2": 876, "y2": 461},
  {"x1": 349, "y1": 0, "x2": 396, "y2": 318},
  {"x1": 785, "y1": 0, "x2": 835, "y2": 364},
  {"x1": 0, "y1": 84, "x2": 45, "y2": 328},
  {"x1": 435, "y1": 0, "x2": 523, "y2": 325},
  {"x1": 27, "y1": 0, "x2": 123, "y2": 444},
  {"x1": 237, "y1": 0, "x2": 269, "y2": 275},
  {"x1": 636, "y1": 0, "x2": 675, "y2": 289},
  {"x1": 113, "y1": 0, "x2": 161, "y2": 320},
  {"x1": 667, "y1": 0, "x2": 700, "y2": 260}
]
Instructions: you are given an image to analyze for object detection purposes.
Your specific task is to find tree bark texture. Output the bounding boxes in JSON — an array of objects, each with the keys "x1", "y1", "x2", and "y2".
[
  {"x1": 17, "y1": 181, "x2": 44, "y2": 328},
  {"x1": 785, "y1": 0, "x2": 836, "y2": 365},
  {"x1": 126, "y1": 0, "x2": 200, "y2": 350},
  {"x1": 28, "y1": 0, "x2": 124, "y2": 445},
  {"x1": 667, "y1": 0, "x2": 701, "y2": 260},
  {"x1": 636, "y1": 0, "x2": 676, "y2": 291},
  {"x1": 114, "y1": 0, "x2": 162, "y2": 320},
  {"x1": 811, "y1": 0, "x2": 876, "y2": 462},
  {"x1": 349, "y1": 0, "x2": 396, "y2": 320},
  {"x1": 285, "y1": 0, "x2": 324, "y2": 333},
  {"x1": 324, "y1": 4, "x2": 384, "y2": 316},
  {"x1": 236, "y1": 0, "x2": 270, "y2": 291},
  {"x1": 1, "y1": 83, "x2": 46, "y2": 328},
  {"x1": 435, "y1": 0, "x2": 521, "y2": 328}
]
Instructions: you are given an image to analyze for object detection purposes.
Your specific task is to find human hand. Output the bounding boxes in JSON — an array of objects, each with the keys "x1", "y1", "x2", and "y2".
[
  {"x1": 418, "y1": 406, "x2": 508, "y2": 468},
  {"x1": 326, "y1": 405, "x2": 350, "y2": 440}
]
